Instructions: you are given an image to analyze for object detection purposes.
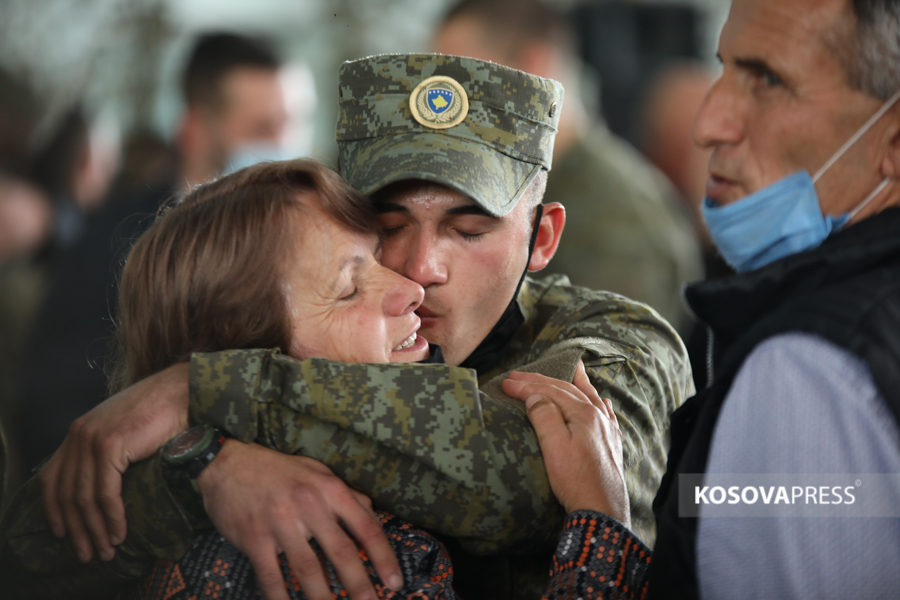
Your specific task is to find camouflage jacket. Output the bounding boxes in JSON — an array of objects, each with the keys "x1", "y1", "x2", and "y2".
[{"x1": 0, "y1": 274, "x2": 693, "y2": 599}]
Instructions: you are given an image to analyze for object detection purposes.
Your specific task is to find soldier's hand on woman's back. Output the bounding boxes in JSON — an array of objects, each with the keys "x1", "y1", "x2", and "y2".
[
  {"x1": 198, "y1": 441, "x2": 403, "y2": 600},
  {"x1": 502, "y1": 361, "x2": 631, "y2": 526},
  {"x1": 39, "y1": 361, "x2": 402, "y2": 600},
  {"x1": 40, "y1": 362, "x2": 192, "y2": 563}
]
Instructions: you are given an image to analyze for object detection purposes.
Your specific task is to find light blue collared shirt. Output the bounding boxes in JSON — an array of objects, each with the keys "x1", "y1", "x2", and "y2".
[{"x1": 697, "y1": 332, "x2": 900, "y2": 599}]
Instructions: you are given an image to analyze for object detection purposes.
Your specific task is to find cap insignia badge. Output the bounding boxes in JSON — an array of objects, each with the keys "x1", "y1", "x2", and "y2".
[{"x1": 410, "y1": 76, "x2": 468, "y2": 129}]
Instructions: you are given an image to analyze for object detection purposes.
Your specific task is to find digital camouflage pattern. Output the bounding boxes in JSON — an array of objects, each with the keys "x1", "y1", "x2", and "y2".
[
  {"x1": 0, "y1": 275, "x2": 692, "y2": 600},
  {"x1": 337, "y1": 54, "x2": 564, "y2": 217}
]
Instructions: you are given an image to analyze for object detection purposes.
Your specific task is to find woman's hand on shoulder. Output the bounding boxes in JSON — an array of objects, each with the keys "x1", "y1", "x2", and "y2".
[{"x1": 502, "y1": 361, "x2": 631, "y2": 527}]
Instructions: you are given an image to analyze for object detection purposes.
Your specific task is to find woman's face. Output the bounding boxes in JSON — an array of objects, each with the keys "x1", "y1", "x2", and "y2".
[{"x1": 284, "y1": 194, "x2": 430, "y2": 363}]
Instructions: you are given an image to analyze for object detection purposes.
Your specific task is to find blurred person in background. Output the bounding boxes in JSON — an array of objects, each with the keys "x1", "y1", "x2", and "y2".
[
  {"x1": 639, "y1": 63, "x2": 716, "y2": 251},
  {"x1": 638, "y1": 63, "x2": 731, "y2": 391},
  {"x1": 433, "y1": 0, "x2": 704, "y2": 335},
  {"x1": 1, "y1": 103, "x2": 119, "y2": 499},
  {"x1": 0, "y1": 69, "x2": 48, "y2": 506},
  {"x1": 7, "y1": 31, "x2": 290, "y2": 486}
]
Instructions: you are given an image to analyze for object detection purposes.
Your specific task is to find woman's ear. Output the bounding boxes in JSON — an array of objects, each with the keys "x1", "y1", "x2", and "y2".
[{"x1": 528, "y1": 202, "x2": 565, "y2": 272}]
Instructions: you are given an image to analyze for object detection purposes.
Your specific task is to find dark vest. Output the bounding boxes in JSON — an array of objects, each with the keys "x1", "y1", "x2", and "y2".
[{"x1": 647, "y1": 207, "x2": 900, "y2": 599}]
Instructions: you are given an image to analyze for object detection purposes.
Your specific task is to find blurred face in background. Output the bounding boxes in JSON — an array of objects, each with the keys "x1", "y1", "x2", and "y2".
[
  {"x1": 206, "y1": 66, "x2": 289, "y2": 172},
  {"x1": 181, "y1": 66, "x2": 289, "y2": 185},
  {"x1": 0, "y1": 176, "x2": 51, "y2": 263}
]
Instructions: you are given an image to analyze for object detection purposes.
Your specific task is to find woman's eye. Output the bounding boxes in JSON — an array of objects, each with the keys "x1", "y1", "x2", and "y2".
[{"x1": 340, "y1": 287, "x2": 359, "y2": 301}]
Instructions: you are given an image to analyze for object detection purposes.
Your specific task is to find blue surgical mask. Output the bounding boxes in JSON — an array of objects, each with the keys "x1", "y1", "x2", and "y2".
[
  {"x1": 703, "y1": 89, "x2": 900, "y2": 273},
  {"x1": 222, "y1": 143, "x2": 296, "y2": 176}
]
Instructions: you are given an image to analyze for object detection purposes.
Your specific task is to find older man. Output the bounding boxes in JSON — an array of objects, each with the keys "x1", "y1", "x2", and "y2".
[
  {"x1": 1, "y1": 55, "x2": 692, "y2": 600},
  {"x1": 519, "y1": 0, "x2": 900, "y2": 597}
]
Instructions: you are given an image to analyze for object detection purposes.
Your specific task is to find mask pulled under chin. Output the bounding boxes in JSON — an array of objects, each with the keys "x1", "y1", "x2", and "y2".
[
  {"x1": 702, "y1": 171, "x2": 850, "y2": 273},
  {"x1": 702, "y1": 88, "x2": 900, "y2": 274}
]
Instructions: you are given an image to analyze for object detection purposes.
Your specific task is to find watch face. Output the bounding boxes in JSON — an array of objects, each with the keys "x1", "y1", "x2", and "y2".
[{"x1": 165, "y1": 427, "x2": 210, "y2": 460}]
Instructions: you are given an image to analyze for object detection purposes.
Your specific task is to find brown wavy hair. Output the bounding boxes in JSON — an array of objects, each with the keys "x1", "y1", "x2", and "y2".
[{"x1": 109, "y1": 159, "x2": 377, "y2": 392}]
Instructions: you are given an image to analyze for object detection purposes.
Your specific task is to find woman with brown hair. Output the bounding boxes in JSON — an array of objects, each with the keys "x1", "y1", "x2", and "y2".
[{"x1": 112, "y1": 158, "x2": 457, "y2": 599}]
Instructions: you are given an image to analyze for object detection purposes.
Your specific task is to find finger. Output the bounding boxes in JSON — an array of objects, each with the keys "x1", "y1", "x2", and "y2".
[
  {"x1": 40, "y1": 451, "x2": 66, "y2": 538},
  {"x1": 348, "y1": 489, "x2": 375, "y2": 515},
  {"x1": 95, "y1": 448, "x2": 128, "y2": 547},
  {"x1": 338, "y1": 498, "x2": 403, "y2": 592},
  {"x1": 507, "y1": 370, "x2": 571, "y2": 386},
  {"x1": 58, "y1": 435, "x2": 93, "y2": 562},
  {"x1": 503, "y1": 377, "x2": 581, "y2": 404},
  {"x1": 572, "y1": 361, "x2": 609, "y2": 415},
  {"x1": 277, "y1": 533, "x2": 335, "y2": 600},
  {"x1": 504, "y1": 379, "x2": 589, "y2": 419},
  {"x1": 75, "y1": 441, "x2": 116, "y2": 561},
  {"x1": 604, "y1": 397, "x2": 619, "y2": 426},
  {"x1": 309, "y1": 515, "x2": 379, "y2": 600},
  {"x1": 246, "y1": 544, "x2": 293, "y2": 600},
  {"x1": 524, "y1": 394, "x2": 569, "y2": 445}
]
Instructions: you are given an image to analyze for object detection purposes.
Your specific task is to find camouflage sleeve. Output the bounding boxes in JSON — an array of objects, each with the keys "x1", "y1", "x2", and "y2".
[
  {"x1": 0, "y1": 455, "x2": 210, "y2": 599},
  {"x1": 512, "y1": 281, "x2": 695, "y2": 547},
  {"x1": 189, "y1": 350, "x2": 562, "y2": 555}
]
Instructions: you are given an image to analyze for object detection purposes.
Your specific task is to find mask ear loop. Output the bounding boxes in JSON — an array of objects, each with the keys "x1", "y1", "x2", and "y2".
[
  {"x1": 813, "y1": 88, "x2": 900, "y2": 183},
  {"x1": 845, "y1": 177, "x2": 891, "y2": 224}
]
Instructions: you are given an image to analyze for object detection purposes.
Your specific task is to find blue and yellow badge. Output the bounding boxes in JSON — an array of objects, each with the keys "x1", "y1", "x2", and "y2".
[{"x1": 410, "y1": 76, "x2": 468, "y2": 129}]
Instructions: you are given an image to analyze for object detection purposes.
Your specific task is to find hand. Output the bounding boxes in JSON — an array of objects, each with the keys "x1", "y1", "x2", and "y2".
[
  {"x1": 198, "y1": 441, "x2": 403, "y2": 600},
  {"x1": 40, "y1": 362, "x2": 190, "y2": 562},
  {"x1": 501, "y1": 361, "x2": 631, "y2": 527}
]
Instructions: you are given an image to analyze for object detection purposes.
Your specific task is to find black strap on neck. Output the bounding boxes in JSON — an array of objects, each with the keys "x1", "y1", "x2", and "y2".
[
  {"x1": 460, "y1": 204, "x2": 544, "y2": 374},
  {"x1": 417, "y1": 344, "x2": 445, "y2": 364}
]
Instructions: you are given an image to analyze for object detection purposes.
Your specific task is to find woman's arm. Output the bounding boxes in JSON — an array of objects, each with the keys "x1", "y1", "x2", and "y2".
[{"x1": 503, "y1": 363, "x2": 653, "y2": 598}]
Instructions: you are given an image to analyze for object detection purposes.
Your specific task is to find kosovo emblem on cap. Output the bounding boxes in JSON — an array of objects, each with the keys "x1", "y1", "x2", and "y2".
[{"x1": 410, "y1": 76, "x2": 469, "y2": 129}]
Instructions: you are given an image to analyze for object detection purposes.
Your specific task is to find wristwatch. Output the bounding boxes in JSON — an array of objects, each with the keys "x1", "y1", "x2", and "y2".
[{"x1": 161, "y1": 424, "x2": 228, "y2": 480}]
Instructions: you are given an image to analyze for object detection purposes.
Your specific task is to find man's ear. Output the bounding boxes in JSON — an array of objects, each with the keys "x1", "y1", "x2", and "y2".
[
  {"x1": 528, "y1": 202, "x2": 565, "y2": 272},
  {"x1": 882, "y1": 110, "x2": 900, "y2": 180}
]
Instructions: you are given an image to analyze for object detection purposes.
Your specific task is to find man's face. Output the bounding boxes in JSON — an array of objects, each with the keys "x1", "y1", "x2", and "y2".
[
  {"x1": 207, "y1": 66, "x2": 289, "y2": 172},
  {"x1": 432, "y1": 14, "x2": 511, "y2": 68},
  {"x1": 693, "y1": 0, "x2": 889, "y2": 216},
  {"x1": 375, "y1": 183, "x2": 534, "y2": 366}
]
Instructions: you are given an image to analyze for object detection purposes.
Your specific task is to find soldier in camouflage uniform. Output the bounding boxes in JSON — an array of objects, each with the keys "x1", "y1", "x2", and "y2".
[{"x1": 0, "y1": 54, "x2": 693, "y2": 600}]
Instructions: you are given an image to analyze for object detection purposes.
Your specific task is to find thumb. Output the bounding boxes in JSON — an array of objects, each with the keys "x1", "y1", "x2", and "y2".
[
  {"x1": 572, "y1": 360, "x2": 593, "y2": 397},
  {"x1": 525, "y1": 394, "x2": 568, "y2": 444}
]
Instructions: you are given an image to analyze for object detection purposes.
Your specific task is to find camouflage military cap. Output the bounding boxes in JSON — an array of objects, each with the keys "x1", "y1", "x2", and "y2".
[{"x1": 336, "y1": 53, "x2": 564, "y2": 216}]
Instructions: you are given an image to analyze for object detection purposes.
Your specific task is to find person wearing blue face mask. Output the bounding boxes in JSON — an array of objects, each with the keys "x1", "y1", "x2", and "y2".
[{"x1": 651, "y1": 0, "x2": 900, "y2": 596}]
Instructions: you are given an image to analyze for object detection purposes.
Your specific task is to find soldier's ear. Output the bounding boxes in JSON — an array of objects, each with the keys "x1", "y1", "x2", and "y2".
[{"x1": 528, "y1": 202, "x2": 565, "y2": 272}]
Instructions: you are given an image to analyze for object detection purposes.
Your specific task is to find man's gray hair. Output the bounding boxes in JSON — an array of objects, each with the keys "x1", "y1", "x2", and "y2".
[{"x1": 842, "y1": 0, "x2": 900, "y2": 100}]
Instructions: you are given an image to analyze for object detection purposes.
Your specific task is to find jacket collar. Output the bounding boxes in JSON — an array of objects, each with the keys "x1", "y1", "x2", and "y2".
[{"x1": 686, "y1": 207, "x2": 900, "y2": 351}]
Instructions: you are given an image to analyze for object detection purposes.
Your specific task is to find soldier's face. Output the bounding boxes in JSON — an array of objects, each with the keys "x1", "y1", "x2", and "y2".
[
  {"x1": 375, "y1": 183, "x2": 534, "y2": 366},
  {"x1": 285, "y1": 194, "x2": 430, "y2": 363}
]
